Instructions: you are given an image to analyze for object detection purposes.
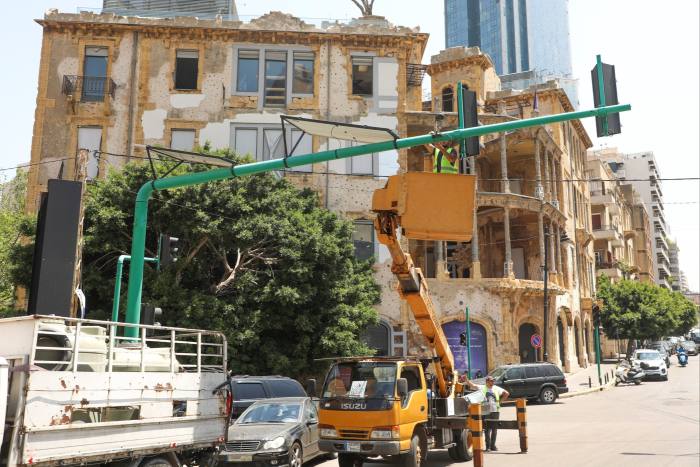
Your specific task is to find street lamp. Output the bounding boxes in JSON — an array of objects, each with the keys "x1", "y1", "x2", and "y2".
[{"x1": 542, "y1": 226, "x2": 573, "y2": 363}]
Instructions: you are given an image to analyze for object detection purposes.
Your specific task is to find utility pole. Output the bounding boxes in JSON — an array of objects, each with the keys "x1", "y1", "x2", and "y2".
[
  {"x1": 70, "y1": 148, "x2": 89, "y2": 318},
  {"x1": 543, "y1": 225, "x2": 550, "y2": 362}
]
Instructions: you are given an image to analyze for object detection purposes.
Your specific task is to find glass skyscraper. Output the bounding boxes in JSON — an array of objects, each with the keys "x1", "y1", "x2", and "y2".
[{"x1": 444, "y1": 0, "x2": 577, "y2": 107}]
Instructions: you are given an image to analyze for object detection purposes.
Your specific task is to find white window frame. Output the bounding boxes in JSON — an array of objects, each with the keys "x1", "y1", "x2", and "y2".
[
  {"x1": 232, "y1": 45, "x2": 315, "y2": 110},
  {"x1": 230, "y1": 123, "x2": 313, "y2": 173}
]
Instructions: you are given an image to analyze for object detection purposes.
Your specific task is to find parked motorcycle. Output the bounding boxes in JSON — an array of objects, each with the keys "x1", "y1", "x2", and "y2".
[
  {"x1": 677, "y1": 348, "x2": 688, "y2": 367},
  {"x1": 615, "y1": 361, "x2": 645, "y2": 386}
]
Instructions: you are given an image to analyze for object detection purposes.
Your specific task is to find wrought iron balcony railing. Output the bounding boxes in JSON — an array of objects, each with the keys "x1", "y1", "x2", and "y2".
[{"x1": 62, "y1": 75, "x2": 116, "y2": 102}]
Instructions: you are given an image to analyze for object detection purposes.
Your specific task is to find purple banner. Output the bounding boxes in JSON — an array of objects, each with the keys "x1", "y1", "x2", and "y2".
[{"x1": 442, "y1": 320, "x2": 488, "y2": 378}]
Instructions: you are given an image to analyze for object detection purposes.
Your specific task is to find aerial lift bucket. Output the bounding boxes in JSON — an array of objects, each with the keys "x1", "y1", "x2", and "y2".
[{"x1": 372, "y1": 172, "x2": 476, "y2": 242}]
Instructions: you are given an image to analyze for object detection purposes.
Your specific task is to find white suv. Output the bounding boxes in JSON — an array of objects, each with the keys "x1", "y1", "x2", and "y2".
[{"x1": 632, "y1": 349, "x2": 668, "y2": 381}]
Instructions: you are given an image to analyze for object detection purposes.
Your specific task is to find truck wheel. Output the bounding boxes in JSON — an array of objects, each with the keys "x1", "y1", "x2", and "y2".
[
  {"x1": 140, "y1": 457, "x2": 173, "y2": 467},
  {"x1": 338, "y1": 453, "x2": 362, "y2": 467},
  {"x1": 539, "y1": 387, "x2": 557, "y2": 404},
  {"x1": 401, "y1": 434, "x2": 424, "y2": 467},
  {"x1": 453, "y1": 429, "x2": 473, "y2": 461}
]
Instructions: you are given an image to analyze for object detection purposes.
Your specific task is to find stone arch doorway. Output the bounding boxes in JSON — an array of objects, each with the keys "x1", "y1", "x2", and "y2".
[
  {"x1": 518, "y1": 323, "x2": 540, "y2": 363},
  {"x1": 361, "y1": 321, "x2": 391, "y2": 356},
  {"x1": 557, "y1": 316, "x2": 566, "y2": 367},
  {"x1": 442, "y1": 320, "x2": 488, "y2": 378}
]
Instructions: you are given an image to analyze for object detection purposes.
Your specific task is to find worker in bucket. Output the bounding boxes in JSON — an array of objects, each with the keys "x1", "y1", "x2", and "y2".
[{"x1": 424, "y1": 140, "x2": 460, "y2": 174}]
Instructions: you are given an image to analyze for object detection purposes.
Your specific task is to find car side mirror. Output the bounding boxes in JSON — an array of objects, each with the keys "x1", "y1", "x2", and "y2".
[
  {"x1": 307, "y1": 418, "x2": 319, "y2": 426},
  {"x1": 397, "y1": 378, "x2": 408, "y2": 398},
  {"x1": 305, "y1": 379, "x2": 317, "y2": 397}
]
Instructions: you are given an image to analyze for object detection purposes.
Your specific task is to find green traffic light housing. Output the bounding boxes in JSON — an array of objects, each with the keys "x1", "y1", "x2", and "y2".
[{"x1": 159, "y1": 234, "x2": 180, "y2": 267}]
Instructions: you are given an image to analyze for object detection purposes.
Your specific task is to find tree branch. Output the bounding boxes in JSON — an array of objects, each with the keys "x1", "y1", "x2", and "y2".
[{"x1": 174, "y1": 236, "x2": 208, "y2": 285}]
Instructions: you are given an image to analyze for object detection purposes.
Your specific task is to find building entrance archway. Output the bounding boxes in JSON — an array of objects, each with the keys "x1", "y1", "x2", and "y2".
[
  {"x1": 518, "y1": 323, "x2": 539, "y2": 363},
  {"x1": 557, "y1": 317, "x2": 566, "y2": 366}
]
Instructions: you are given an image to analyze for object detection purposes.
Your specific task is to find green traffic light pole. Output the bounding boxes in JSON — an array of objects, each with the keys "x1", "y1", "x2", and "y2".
[{"x1": 122, "y1": 102, "x2": 631, "y2": 338}]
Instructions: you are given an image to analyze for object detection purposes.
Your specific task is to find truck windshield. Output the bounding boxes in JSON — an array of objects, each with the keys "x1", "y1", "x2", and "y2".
[{"x1": 322, "y1": 362, "x2": 397, "y2": 399}]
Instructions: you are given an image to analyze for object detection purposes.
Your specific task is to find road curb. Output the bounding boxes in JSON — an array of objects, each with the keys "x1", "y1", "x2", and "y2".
[{"x1": 560, "y1": 379, "x2": 616, "y2": 399}]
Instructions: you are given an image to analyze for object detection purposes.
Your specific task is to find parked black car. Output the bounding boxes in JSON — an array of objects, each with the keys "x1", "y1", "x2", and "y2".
[
  {"x1": 648, "y1": 342, "x2": 672, "y2": 367},
  {"x1": 485, "y1": 363, "x2": 569, "y2": 404},
  {"x1": 230, "y1": 376, "x2": 307, "y2": 419}
]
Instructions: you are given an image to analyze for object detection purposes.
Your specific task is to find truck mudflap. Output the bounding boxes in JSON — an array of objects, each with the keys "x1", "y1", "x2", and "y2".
[{"x1": 319, "y1": 440, "x2": 402, "y2": 457}]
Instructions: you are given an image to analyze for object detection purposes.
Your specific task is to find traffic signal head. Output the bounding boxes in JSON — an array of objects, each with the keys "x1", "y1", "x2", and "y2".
[
  {"x1": 591, "y1": 60, "x2": 621, "y2": 137},
  {"x1": 141, "y1": 303, "x2": 163, "y2": 326},
  {"x1": 159, "y1": 233, "x2": 180, "y2": 267},
  {"x1": 459, "y1": 332, "x2": 467, "y2": 346}
]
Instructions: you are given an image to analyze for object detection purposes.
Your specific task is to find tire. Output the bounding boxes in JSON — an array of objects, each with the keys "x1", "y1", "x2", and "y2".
[
  {"x1": 140, "y1": 457, "x2": 173, "y2": 467},
  {"x1": 289, "y1": 442, "x2": 303, "y2": 467},
  {"x1": 455, "y1": 429, "x2": 473, "y2": 461},
  {"x1": 447, "y1": 446, "x2": 459, "y2": 461},
  {"x1": 539, "y1": 386, "x2": 557, "y2": 404},
  {"x1": 401, "y1": 434, "x2": 424, "y2": 467},
  {"x1": 634, "y1": 379, "x2": 641, "y2": 385},
  {"x1": 663, "y1": 374, "x2": 668, "y2": 381},
  {"x1": 338, "y1": 453, "x2": 362, "y2": 467},
  {"x1": 614, "y1": 380, "x2": 620, "y2": 387}
]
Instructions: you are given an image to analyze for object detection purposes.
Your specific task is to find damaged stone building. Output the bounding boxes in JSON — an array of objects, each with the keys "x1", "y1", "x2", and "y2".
[{"x1": 25, "y1": 8, "x2": 597, "y2": 373}]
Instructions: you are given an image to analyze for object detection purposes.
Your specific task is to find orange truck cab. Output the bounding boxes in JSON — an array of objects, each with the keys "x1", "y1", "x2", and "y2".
[{"x1": 317, "y1": 357, "x2": 472, "y2": 467}]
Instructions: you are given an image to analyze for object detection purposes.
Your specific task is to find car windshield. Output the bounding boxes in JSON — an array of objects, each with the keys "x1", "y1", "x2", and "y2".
[
  {"x1": 488, "y1": 367, "x2": 507, "y2": 379},
  {"x1": 636, "y1": 352, "x2": 660, "y2": 360},
  {"x1": 236, "y1": 402, "x2": 302, "y2": 424},
  {"x1": 322, "y1": 362, "x2": 397, "y2": 399}
]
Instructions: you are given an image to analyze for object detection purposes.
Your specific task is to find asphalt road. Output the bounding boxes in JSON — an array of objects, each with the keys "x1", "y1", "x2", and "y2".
[{"x1": 314, "y1": 355, "x2": 699, "y2": 467}]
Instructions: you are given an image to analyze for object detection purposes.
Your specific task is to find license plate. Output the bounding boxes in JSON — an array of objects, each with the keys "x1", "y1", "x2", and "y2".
[
  {"x1": 229, "y1": 454, "x2": 253, "y2": 462},
  {"x1": 347, "y1": 442, "x2": 361, "y2": 452}
]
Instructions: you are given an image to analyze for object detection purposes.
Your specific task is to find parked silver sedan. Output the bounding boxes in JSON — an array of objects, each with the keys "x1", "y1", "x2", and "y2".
[{"x1": 219, "y1": 397, "x2": 326, "y2": 467}]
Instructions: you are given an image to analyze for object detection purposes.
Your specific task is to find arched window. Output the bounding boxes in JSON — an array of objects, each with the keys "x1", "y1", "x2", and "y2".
[
  {"x1": 361, "y1": 321, "x2": 391, "y2": 356},
  {"x1": 442, "y1": 86, "x2": 454, "y2": 112}
]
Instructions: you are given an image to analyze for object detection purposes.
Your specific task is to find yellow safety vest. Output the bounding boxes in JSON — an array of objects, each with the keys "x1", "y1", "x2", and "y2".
[{"x1": 433, "y1": 147, "x2": 459, "y2": 174}]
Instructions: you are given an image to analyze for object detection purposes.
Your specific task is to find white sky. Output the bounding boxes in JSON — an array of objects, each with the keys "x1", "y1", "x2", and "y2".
[{"x1": 1, "y1": 0, "x2": 698, "y2": 290}]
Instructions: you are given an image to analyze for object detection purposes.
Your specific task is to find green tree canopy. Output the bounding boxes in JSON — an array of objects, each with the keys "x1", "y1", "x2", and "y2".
[
  {"x1": 15, "y1": 154, "x2": 380, "y2": 377},
  {"x1": 597, "y1": 275, "x2": 698, "y2": 341},
  {"x1": 0, "y1": 170, "x2": 34, "y2": 313}
]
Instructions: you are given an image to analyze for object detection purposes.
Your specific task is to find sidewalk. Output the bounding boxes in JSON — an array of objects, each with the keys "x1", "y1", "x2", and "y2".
[{"x1": 562, "y1": 359, "x2": 618, "y2": 397}]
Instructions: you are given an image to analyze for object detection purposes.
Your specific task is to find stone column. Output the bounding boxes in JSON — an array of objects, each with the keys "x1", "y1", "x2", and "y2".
[
  {"x1": 552, "y1": 156, "x2": 559, "y2": 208},
  {"x1": 470, "y1": 158, "x2": 481, "y2": 278},
  {"x1": 534, "y1": 136, "x2": 544, "y2": 200},
  {"x1": 504, "y1": 207, "x2": 513, "y2": 278},
  {"x1": 556, "y1": 224, "x2": 563, "y2": 275},
  {"x1": 543, "y1": 150, "x2": 551, "y2": 202},
  {"x1": 538, "y1": 212, "x2": 546, "y2": 280},
  {"x1": 498, "y1": 101, "x2": 510, "y2": 194},
  {"x1": 549, "y1": 220, "x2": 557, "y2": 273}
]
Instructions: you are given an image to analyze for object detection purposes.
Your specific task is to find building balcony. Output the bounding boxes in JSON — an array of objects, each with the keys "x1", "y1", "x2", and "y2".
[
  {"x1": 590, "y1": 190, "x2": 614, "y2": 205},
  {"x1": 596, "y1": 262, "x2": 623, "y2": 280},
  {"x1": 62, "y1": 75, "x2": 116, "y2": 102},
  {"x1": 592, "y1": 225, "x2": 623, "y2": 246},
  {"x1": 425, "y1": 276, "x2": 567, "y2": 299},
  {"x1": 623, "y1": 229, "x2": 636, "y2": 239},
  {"x1": 476, "y1": 192, "x2": 566, "y2": 224}
]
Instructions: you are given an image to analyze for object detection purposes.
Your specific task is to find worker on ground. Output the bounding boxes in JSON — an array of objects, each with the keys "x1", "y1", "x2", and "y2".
[
  {"x1": 424, "y1": 141, "x2": 460, "y2": 174},
  {"x1": 465, "y1": 375, "x2": 509, "y2": 452}
]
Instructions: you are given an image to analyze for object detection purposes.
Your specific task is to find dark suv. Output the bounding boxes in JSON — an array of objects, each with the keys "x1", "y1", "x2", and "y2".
[
  {"x1": 230, "y1": 375, "x2": 307, "y2": 419},
  {"x1": 487, "y1": 363, "x2": 568, "y2": 404}
]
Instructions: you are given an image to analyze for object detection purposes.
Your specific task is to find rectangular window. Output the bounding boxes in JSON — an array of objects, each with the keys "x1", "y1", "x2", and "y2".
[
  {"x1": 77, "y1": 126, "x2": 102, "y2": 180},
  {"x1": 292, "y1": 51, "x2": 314, "y2": 94},
  {"x1": 264, "y1": 51, "x2": 287, "y2": 107},
  {"x1": 236, "y1": 49, "x2": 259, "y2": 92},
  {"x1": 352, "y1": 221, "x2": 375, "y2": 261},
  {"x1": 351, "y1": 56, "x2": 373, "y2": 96},
  {"x1": 83, "y1": 46, "x2": 108, "y2": 102},
  {"x1": 350, "y1": 142, "x2": 373, "y2": 175},
  {"x1": 288, "y1": 129, "x2": 312, "y2": 172},
  {"x1": 234, "y1": 128, "x2": 258, "y2": 160},
  {"x1": 262, "y1": 128, "x2": 285, "y2": 160},
  {"x1": 171, "y1": 129, "x2": 195, "y2": 151},
  {"x1": 175, "y1": 49, "x2": 199, "y2": 90}
]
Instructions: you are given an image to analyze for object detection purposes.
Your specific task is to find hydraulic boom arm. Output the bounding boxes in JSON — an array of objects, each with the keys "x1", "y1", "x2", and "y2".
[
  {"x1": 374, "y1": 212, "x2": 458, "y2": 397},
  {"x1": 372, "y1": 172, "x2": 477, "y2": 398}
]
